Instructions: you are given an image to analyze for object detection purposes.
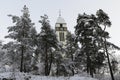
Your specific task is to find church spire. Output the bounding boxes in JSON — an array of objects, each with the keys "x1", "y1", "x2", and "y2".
[
  {"x1": 21, "y1": 5, "x2": 29, "y2": 14},
  {"x1": 59, "y1": 10, "x2": 61, "y2": 17}
]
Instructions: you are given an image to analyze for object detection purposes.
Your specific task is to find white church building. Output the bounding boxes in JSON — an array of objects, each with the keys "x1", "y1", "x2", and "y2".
[{"x1": 55, "y1": 14, "x2": 68, "y2": 46}]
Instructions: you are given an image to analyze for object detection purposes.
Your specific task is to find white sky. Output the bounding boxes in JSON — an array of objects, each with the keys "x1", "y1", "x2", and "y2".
[{"x1": 0, "y1": 0, "x2": 120, "y2": 48}]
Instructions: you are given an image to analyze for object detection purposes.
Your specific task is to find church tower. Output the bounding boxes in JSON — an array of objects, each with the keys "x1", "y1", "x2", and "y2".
[{"x1": 55, "y1": 12, "x2": 67, "y2": 45}]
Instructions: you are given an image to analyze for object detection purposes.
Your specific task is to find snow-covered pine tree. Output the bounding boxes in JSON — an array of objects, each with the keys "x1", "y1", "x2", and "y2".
[
  {"x1": 6, "y1": 5, "x2": 35, "y2": 72},
  {"x1": 28, "y1": 27, "x2": 40, "y2": 73},
  {"x1": 96, "y1": 9, "x2": 114, "y2": 80},
  {"x1": 2, "y1": 41, "x2": 21, "y2": 71},
  {"x1": 65, "y1": 31, "x2": 79, "y2": 75},
  {"x1": 74, "y1": 10, "x2": 120, "y2": 78},
  {"x1": 65, "y1": 31, "x2": 78, "y2": 61},
  {"x1": 74, "y1": 13, "x2": 106, "y2": 77},
  {"x1": 38, "y1": 14, "x2": 59, "y2": 76}
]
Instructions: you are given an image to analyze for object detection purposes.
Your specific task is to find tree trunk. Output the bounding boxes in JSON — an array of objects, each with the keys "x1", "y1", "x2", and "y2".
[
  {"x1": 104, "y1": 38, "x2": 115, "y2": 80},
  {"x1": 103, "y1": 25, "x2": 115, "y2": 80},
  {"x1": 20, "y1": 45, "x2": 24, "y2": 72},
  {"x1": 86, "y1": 52, "x2": 90, "y2": 74},
  {"x1": 71, "y1": 51, "x2": 74, "y2": 75},
  {"x1": 56, "y1": 61, "x2": 59, "y2": 76},
  {"x1": 86, "y1": 52, "x2": 94, "y2": 77},
  {"x1": 90, "y1": 63, "x2": 93, "y2": 77},
  {"x1": 71, "y1": 68, "x2": 74, "y2": 76},
  {"x1": 45, "y1": 43, "x2": 49, "y2": 76},
  {"x1": 71, "y1": 53, "x2": 74, "y2": 61},
  {"x1": 87, "y1": 58, "x2": 89, "y2": 73},
  {"x1": 24, "y1": 64, "x2": 26, "y2": 72},
  {"x1": 48, "y1": 52, "x2": 53, "y2": 75}
]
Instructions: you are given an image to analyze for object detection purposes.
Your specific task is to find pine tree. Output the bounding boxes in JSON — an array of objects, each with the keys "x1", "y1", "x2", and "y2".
[
  {"x1": 65, "y1": 31, "x2": 78, "y2": 61},
  {"x1": 38, "y1": 14, "x2": 59, "y2": 76},
  {"x1": 74, "y1": 13, "x2": 106, "y2": 77},
  {"x1": 74, "y1": 9, "x2": 120, "y2": 78},
  {"x1": 96, "y1": 9, "x2": 114, "y2": 80},
  {"x1": 65, "y1": 31, "x2": 79, "y2": 75},
  {"x1": 6, "y1": 5, "x2": 35, "y2": 72}
]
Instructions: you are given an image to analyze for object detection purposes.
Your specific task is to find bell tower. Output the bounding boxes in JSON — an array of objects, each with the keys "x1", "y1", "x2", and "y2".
[{"x1": 55, "y1": 12, "x2": 67, "y2": 45}]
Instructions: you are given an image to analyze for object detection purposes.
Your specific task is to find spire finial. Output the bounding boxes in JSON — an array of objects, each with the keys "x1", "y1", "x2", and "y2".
[
  {"x1": 59, "y1": 10, "x2": 61, "y2": 17},
  {"x1": 21, "y1": 5, "x2": 29, "y2": 13}
]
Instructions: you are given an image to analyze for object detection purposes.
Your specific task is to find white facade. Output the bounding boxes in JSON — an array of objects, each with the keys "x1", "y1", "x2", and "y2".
[{"x1": 55, "y1": 16, "x2": 68, "y2": 46}]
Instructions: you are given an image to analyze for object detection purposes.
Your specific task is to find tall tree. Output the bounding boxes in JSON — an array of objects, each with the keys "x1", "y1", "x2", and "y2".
[
  {"x1": 38, "y1": 14, "x2": 59, "y2": 76},
  {"x1": 6, "y1": 5, "x2": 35, "y2": 72},
  {"x1": 65, "y1": 31, "x2": 79, "y2": 75},
  {"x1": 96, "y1": 9, "x2": 114, "y2": 80},
  {"x1": 65, "y1": 31, "x2": 78, "y2": 61},
  {"x1": 74, "y1": 13, "x2": 107, "y2": 77},
  {"x1": 74, "y1": 9, "x2": 120, "y2": 78}
]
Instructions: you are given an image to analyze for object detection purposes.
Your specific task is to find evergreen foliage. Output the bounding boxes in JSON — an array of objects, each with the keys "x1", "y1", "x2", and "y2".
[
  {"x1": 5, "y1": 5, "x2": 35, "y2": 72},
  {"x1": 38, "y1": 14, "x2": 59, "y2": 76},
  {"x1": 1, "y1": 5, "x2": 120, "y2": 80},
  {"x1": 74, "y1": 9, "x2": 120, "y2": 78}
]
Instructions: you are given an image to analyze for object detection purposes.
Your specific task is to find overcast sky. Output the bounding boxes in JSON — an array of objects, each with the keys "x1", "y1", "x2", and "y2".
[{"x1": 0, "y1": 0, "x2": 120, "y2": 48}]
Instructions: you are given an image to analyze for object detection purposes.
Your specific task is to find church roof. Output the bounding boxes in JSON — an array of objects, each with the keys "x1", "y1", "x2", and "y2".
[{"x1": 56, "y1": 16, "x2": 66, "y2": 24}]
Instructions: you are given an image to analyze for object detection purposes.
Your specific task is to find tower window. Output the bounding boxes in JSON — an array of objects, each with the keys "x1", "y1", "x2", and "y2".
[
  {"x1": 55, "y1": 27, "x2": 59, "y2": 31},
  {"x1": 60, "y1": 28, "x2": 63, "y2": 31},
  {"x1": 60, "y1": 24, "x2": 63, "y2": 27},
  {"x1": 59, "y1": 32, "x2": 65, "y2": 41}
]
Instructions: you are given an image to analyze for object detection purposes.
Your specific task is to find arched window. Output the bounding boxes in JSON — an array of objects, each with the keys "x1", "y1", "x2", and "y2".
[
  {"x1": 60, "y1": 24, "x2": 63, "y2": 27},
  {"x1": 59, "y1": 32, "x2": 65, "y2": 41}
]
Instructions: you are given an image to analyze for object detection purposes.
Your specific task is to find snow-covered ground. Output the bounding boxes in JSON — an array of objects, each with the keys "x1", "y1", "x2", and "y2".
[{"x1": 0, "y1": 72, "x2": 98, "y2": 80}]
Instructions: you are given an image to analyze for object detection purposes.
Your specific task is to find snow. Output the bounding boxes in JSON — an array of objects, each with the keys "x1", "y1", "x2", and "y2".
[
  {"x1": 56, "y1": 16, "x2": 66, "y2": 24},
  {"x1": 0, "y1": 72, "x2": 98, "y2": 80},
  {"x1": 31, "y1": 76, "x2": 97, "y2": 80}
]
